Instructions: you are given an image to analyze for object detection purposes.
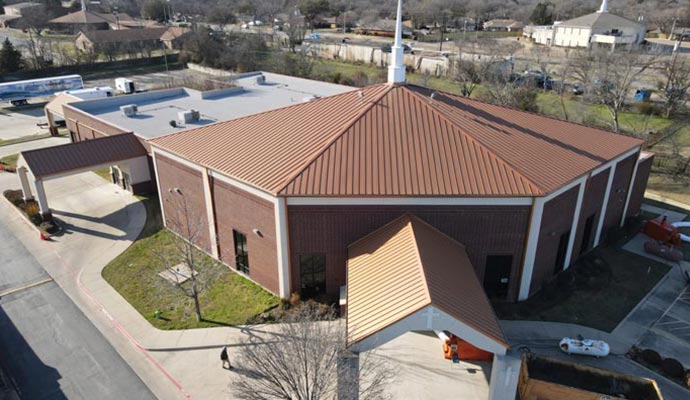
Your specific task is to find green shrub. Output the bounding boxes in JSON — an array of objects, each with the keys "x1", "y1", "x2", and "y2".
[{"x1": 641, "y1": 349, "x2": 662, "y2": 365}]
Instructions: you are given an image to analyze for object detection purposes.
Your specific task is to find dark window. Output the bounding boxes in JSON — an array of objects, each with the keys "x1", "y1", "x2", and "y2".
[
  {"x1": 233, "y1": 230, "x2": 249, "y2": 274},
  {"x1": 554, "y1": 230, "x2": 571, "y2": 276},
  {"x1": 580, "y1": 214, "x2": 596, "y2": 256},
  {"x1": 69, "y1": 131, "x2": 77, "y2": 143},
  {"x1": 483, "y1": 255, "x2": 512, "y2": 300},
  {"x1": 300, "y1": 254, "x2": 326, "y2": 297}
]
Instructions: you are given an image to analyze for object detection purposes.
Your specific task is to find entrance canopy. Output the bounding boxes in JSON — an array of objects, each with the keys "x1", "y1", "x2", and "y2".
[
  {"x1": 20, "y1": 133, "x2": 146, "y2": 180},
  {"x1": 346, "y1": 213, "x2": 509, "y2": 355}
]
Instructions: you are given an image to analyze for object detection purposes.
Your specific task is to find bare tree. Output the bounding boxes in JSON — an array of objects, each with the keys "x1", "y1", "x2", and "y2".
[
  {"x1": 658, "y1": 55, "x2": 690, "y2": 119},
  {"x1": 284, "y1": 14, "x2": 307, "y2": 52},
  {"x1": 233, "y1": 303, "x2": 394, "y2": 400},
  {"x1": 577, "y1": 48, "x2": 659, "y2": 133},
  {"x1": 153, "y1": 188, "x2": 222, "y2": 322}
]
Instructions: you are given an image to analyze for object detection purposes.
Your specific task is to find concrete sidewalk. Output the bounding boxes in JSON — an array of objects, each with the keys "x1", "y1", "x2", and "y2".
[{"x1": 0, "y1": 136, "x2": 70, "y2": 157}]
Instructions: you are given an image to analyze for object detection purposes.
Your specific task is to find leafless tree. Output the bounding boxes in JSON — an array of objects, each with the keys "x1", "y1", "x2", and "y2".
[
  {"x1": 284, "y1": 14, "x2": 307, "y2": 52},
  {"x1": 575, "y1": 48, "x2": 659, "y2": 133},
  {"x1": 153, "y1": 188, "x2": 222, "y2": 322},
  {"x1": 658, "y1": 55, "x2": 690, "y2": 119},
  {"x1": 233, "y1": 303, "x2": 394, "y2": 400}
]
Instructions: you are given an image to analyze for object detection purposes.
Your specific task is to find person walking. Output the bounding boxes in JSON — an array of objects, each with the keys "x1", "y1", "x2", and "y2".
[{"x1": 220, "y1": 346, "x2": 232, "y2": 369}]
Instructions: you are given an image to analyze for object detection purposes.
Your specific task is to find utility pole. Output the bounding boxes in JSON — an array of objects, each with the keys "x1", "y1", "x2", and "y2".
[{"x1": 669, "y1": 18, "x2": 677, "y2": 40}]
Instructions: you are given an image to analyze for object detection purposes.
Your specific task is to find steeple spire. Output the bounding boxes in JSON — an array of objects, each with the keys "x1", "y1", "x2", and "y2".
[
  {"x1": 81, "y1": 0, "x2": 87, "y2": 11},
  {"x1": 387, "y1": 0, "x2": 405, "y2": 84},
  {"x1": 597, "y1": 0, "x2": 609, "y2": 13}
]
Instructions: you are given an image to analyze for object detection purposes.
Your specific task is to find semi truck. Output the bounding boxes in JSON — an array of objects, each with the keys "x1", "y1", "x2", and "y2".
[{"x1": 0, "y1": 75, "x2": 84, "y2": 105}]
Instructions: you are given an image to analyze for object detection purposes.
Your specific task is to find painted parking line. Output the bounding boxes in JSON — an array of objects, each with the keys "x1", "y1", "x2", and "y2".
[{"x1": 0, "y1": 278, "x2": 53, "y2": 297}]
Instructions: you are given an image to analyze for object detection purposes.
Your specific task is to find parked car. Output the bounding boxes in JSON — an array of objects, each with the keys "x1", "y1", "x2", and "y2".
[
  {"x1": 381, "y1": 44, "x2": 414, "y2": 54},
  {"x1": 309, "y1": 33, "x2": 321, "y2": 39}
]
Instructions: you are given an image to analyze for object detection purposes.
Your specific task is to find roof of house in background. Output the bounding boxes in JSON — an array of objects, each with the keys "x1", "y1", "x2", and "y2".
[
  {"x1": 77, "y1": 27, "x2": 168, "y2": 44},
  {"x1": 150, "y1": 83, "x2": 641, "y2": 198},
  {"x1": 49, "y1": 10, "x2": 133, "y2": 25},
  {"x1": 346, "y1": 213, "x2": 508, "y2": 347},
  {"x1": 20, "y1": 133, "x2": 146, "y2": 179},
  {"x1": 159, "y1": 27, "x2": 192, "y2": 41},
  {"x1": 558, "y1": 11, "x2": 645, "y2": 29},
  {"x1": 483, "y1": 19, "x2": 524, "y2": 28}
]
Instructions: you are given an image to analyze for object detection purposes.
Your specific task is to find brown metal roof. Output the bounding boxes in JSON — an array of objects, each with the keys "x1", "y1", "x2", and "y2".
[
  {"x1": 21, "y1": 133, "x2": 146, "y2": 179},
  {"x1": 150, "y1": 83, "x2": 642, "y2": 198},
  {"x1": 346, "y1": 213, "x2": 508, "y2": 348}
]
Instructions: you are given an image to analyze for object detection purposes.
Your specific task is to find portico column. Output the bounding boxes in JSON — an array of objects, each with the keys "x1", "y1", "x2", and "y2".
[
  {"x1": 34, "y1": 179, "x2": 51, "y2": 219},
  {"x1": 488, "y1": 354, "x2": 520, "y2": 400},
  {"x1": 18, "y1": 167, "x2": 33, "y2": 201}
]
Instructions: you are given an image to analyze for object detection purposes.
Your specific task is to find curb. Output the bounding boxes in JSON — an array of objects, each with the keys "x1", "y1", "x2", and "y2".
[{"x1": 1, "y1": 194, "x2": 49, "y2": 241}]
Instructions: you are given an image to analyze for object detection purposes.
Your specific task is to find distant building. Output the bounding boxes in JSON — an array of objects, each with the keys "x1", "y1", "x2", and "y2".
[
  {"x1": 524, "y1": 0, "x2": 646, "y2": 50},
  {"x1": 75, "y1": 27, "x2": 169, "y2": 54},
  {"x1": 159, "y1": 27, "x2": 192, "y2": 50},
  {"x1": 1, "y1": 2, "x2": 41, "y2": 28},
  {"x1": 3, "y1": 2, "x2": 40, "y2": 16},
  {"x1": 49, "y1": 9, "x2": 135, "y2": 33},
  {"x1": 355, "y1": 19, "x2": 413, "y2": 38},
  {"x1": 483, "y1": 19, "x2": 524, "y2": 32}
]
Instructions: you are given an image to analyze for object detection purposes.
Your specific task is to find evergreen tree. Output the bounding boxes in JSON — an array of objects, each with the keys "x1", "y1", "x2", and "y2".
[
  {"x1": 0, "y1": 38, "x2": 23, "y2": 73},
  {"x1": 530, "y1": 2, "x2": 555, "y2": 25}
]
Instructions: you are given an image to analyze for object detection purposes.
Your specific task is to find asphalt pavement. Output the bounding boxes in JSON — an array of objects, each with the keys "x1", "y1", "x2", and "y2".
[{"x1": 0, "y1": 214, "x2": 156, "y2": 400}]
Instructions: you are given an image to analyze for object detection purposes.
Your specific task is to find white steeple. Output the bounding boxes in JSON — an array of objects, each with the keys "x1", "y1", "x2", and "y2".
[
  {"x1": 81, "y1": 0, "x2": 87, "y2": 11},
  {"x1": 597, "y1": 0, "x2": 609, "y2": 13},
  {"x1": 387, "y1": 0, "x2": 405, "y2": 84}
]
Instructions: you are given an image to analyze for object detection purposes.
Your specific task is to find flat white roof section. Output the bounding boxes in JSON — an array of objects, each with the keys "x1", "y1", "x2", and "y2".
[{"x1": 68, "y1": 72, "x2": 354, "y2": 139}]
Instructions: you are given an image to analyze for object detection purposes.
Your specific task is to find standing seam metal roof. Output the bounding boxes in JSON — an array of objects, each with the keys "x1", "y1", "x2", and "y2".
[
  {"x1": 150, "y1": 83, "x2": 642, "y2": 198},
  {"x1": 346, "y1": 213, "x2": 508, "y2": 348}
]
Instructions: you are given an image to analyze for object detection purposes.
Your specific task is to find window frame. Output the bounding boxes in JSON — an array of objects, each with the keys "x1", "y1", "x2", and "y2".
[{"x1": 233, "y1": 229, "x2": 249, "y2": 274}]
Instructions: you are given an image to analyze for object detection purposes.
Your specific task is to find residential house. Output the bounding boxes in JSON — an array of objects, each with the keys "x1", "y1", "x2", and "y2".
[{"x1": 483, "y1": 19, "x2": 524, "y2": 32}]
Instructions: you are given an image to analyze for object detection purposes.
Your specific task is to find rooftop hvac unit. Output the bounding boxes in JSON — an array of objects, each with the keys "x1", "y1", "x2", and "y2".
[
  {"x1": 190, "y1": 109, "x2": 200, "y2": 122},
  {"x1": 120, "y1": 104, "x2": 138, "y2": 117},
  {"x1": 256, "y1": 74, "x2": 266, "y2": 85}
]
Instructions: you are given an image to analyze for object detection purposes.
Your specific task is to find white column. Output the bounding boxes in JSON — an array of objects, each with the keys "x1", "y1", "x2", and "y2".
[
  {"x1": 620, "y1": 155, "x2": 640, "y2": 226},
  {"x1": 274, "y1": 197, "x2": 291, "y2": 298},
  {"x1": 563, "y1": 176, "x2": 588, "y2": 270},
  {"x1": 387, "y1": 0, "x2": 405, "y2": 83},
  {"x1": 488, "y1": 354, "x2": 520, "y2": 400},
  {"x1": 34, "y1": 179, "x2": 50, "y2": 217},
  {"x1": 518, "y1": 197, "x2": 545, "y2": 301},
  {"x1": 594, "y1": 163, "x2": 617, "y2": 247},
  {"x1": 202, "y1": 168, "x2": 219, "y2": 258},
  {"x1": 18, "y1": 167, "x2": 33, "y2": 201},
  {"x1": 151, "y1": 150, "x2": 167, "y2": 225}
]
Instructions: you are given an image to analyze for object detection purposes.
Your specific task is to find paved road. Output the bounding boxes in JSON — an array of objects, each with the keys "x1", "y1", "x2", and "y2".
[{"x1": 0, "y1": 216, "x2": 156, "y2": 399}]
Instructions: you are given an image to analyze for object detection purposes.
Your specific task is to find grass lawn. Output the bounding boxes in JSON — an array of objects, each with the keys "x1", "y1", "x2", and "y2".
[
  {"x1": 93, "y1": 167, "x2": 112, "y2": 182},
  {"x1": 102, "y1": 195, "x2": 279, "y2": 329},
  {"x1": 0, "y1": 154, "x2": 18, "y2": 168},
  {"x1": 495, "y1": 233, "x2": 671, "y2": 332}
]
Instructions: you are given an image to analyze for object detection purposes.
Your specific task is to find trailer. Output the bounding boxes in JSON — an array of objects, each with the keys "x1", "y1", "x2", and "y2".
[
  {"x1": 519, "y1": 353, "x2": 663, "y2": 400},
  {"x1": 0, "y1": 75, "x2": 84, "y2": 105}
]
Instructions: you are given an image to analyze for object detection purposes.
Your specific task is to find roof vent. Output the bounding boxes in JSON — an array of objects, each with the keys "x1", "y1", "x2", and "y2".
[
  {"x1": 120, "y1": 104, "x2": 138, "y2": 117},
  {"x1": 302, "y1": 95, "x2": 319, "y2": 102},
  {"x1": 177, "y1": 109, "x2": 201, "y2": 125},
  {"x1": 256, "y1": 74, "x2": 266, "y2": 85}
]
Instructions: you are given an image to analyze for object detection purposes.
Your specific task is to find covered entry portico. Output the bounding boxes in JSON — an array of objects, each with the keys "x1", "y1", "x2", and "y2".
[
  {"x1": 345, "y1": 214, "x2": 520, "y2": 400},
  {"x1": 16, "y1": 133, "x2": 150, "y2": 218}
]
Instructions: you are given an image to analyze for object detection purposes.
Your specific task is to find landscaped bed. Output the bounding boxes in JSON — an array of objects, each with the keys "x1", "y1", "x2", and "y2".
[
  {"x1": 495, "y1": 218, "x2": 671, "y2": 332},
  {"x1": 3, "y1": 189, "x2": 60, "y2": 235},
  {"x1": 101, "y1": 195, "x2": 279, "y2": 330}
]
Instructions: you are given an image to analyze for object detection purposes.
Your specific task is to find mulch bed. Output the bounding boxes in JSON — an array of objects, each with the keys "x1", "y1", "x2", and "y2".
[{"x1": 3, "y1": 189, "x2": 60, "y2": 234}]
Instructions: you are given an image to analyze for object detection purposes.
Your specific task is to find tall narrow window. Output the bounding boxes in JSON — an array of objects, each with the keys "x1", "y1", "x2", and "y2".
[
  {"x1": 233, "y1": 230, "x2": 249, "y2": 274},
  {"x1": 580, "y1": 214, "x2": 596, "y2": 256},
  {"x1": 300, "y1": 254, "x2": 326, "y2": 297},
  {"x1": 554, "y1": 230, "x2": 571, "y2": 276}
]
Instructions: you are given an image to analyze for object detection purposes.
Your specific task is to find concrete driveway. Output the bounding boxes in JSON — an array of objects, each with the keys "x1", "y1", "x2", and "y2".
[{"x1": 0, "y1": 105, "x2": 49, "y2": 140}]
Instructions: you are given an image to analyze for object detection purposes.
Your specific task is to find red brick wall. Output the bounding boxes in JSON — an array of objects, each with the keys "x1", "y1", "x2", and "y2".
[
  {"x1": 531, "y1": 185, "x2": 579, "y2": 295},
  {"x1": 602, "y1": 153, "x2": 638, "y2": 235},
  {"x1": 572, "y1": 170, "x2": 610, "y2": 259},
  {"x1": 64, "y1": 106, "x2": 128, "y2": 142},
  {"x1": 155, "y1": 154, "x2": 211, "y2": 253},
  {"x1": 626, "y1": 155, "x2": 654, "y2": 220},
  {"x1": 211, "y1": 178, "x2": 279, "y2": 294},
  {"x1": 287, "y1": 205, "x2": 531, "y2": 301}
]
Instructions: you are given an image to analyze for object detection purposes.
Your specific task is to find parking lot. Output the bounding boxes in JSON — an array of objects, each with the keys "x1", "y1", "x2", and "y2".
[{"x1": 0, "y1": 106, "x2": 47, "y2": 140}]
